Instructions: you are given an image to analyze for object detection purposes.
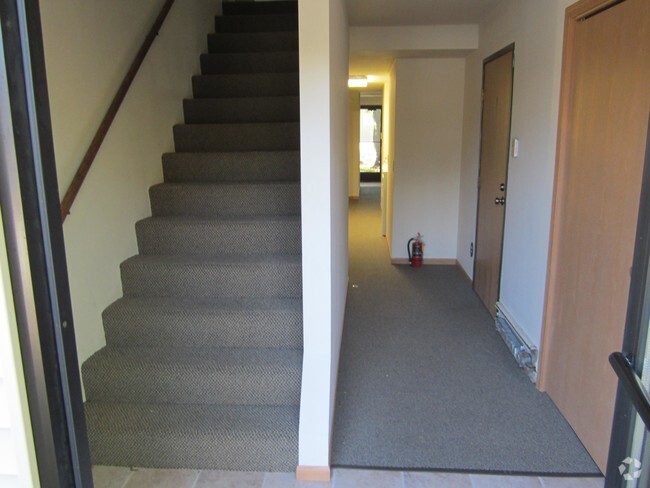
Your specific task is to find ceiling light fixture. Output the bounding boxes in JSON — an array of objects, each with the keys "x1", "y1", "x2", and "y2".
[{"x1": 348, "y1": 75, "x2": 368, "y2": 88}]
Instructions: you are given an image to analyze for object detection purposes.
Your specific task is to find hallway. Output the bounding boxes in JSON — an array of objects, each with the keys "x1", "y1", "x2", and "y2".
[{"x1": 331, "y1": 184, "x2": 599, "y2": 475}]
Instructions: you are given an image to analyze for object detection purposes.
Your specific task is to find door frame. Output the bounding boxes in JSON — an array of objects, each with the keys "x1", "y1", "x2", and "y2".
[
  {"x1": 0, "y1": 0, "x2": 92, "y2": 485},
  {"x1": 471, "y1": 43, "x2": 515, "y2": 306},
  {"x1": 537, "y1": 0, "x2": 631, "y2": 391},
  {"x1": 604, "y1": 116, "x2": 650, "y2": 486}
]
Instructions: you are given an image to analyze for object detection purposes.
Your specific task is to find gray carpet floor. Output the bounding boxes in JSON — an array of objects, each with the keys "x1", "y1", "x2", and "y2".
[{"x1": 331, "y1": 184, "x2": 601, "y2": 475}]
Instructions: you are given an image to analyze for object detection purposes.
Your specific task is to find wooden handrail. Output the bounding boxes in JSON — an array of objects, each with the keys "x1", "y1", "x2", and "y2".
[{"x1": 60, "y1": 0, "x2": 176, "y2": 222}]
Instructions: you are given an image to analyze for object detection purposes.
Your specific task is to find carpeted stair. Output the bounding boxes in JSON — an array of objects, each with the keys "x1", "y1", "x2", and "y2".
[{"x1": 82, "y1": 0, "x2": 302, "y2": 472}]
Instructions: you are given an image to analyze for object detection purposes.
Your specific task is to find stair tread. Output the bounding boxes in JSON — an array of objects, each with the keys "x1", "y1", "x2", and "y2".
[
  {"x1": 185, "y1": 95, "x2": 298, "y2": 102},
  {"x1": 200, "y1": 52, "x2": 298, "y2": 75},
  {"x1": 122, "y1": 253, "x2": 301, "y2": 266},
  {"x1": 162, "y1": 151, "x2": 300, "y2": 183},
  {"x1": 136, "y1": 215, "x2": 301, "y2": 257},
  {"x1": 85, "y1": 402, "x2": 298, "y2": 470},
  {"x1": 192, "y1": 73, "x2": 299, "y2": 98},
  {"x1": 174, "y1": 121, "x2": 299, "y2": 129},
  {"x1": 222, "y1": 1, "x2": 298, "y2": 16},
  {"x1": 139, "y1": 215, "x2": 300, "y2": 224},
  {"x1": 86, "y1": 346, "x2": 303, "y2": 370},
  {"x1": 173, "y1": 122, "x2": 300, "y2": 152},
  {"x1": 103, "y1": 296, "x2": 302, "y2": 349},
  {"x1": 215, "y1": 14, "x2": 298, "y2": 33},
  {"x1": 217, "y1": 13, "x2": 298, "y2": 20},
  {"x1": 83, "y1": 346, "x2": 302, "y2": 405},
  {"x1": 85, "y1": 402, "x2": 300, "y2": 434},
  {"x1": 208, "y1": 32, "x2": 299, "y2": 54},
  {"x1": 106, "y1": 295, "x2": 302, "y2": 313},
  {"x1": 163, "y1": 149, "x2": 300, "y2": 157},
  {"x1": 149, "y1": 182, "x2": 301, "y2": 218},
  {"x1": 183, "y1": 96, "x2": 299, "y2": 124},
  {"x1": 201, "y1": 51, "x2": 298, "y2": 58},
  {"x1": 184, "y1": 95, "x2": 299, "y2": 103},
  {"x1": 209, "y1": 31, "x2": 298, "y2": 37},
  {"x1": 151, "y1": 181, "x2": 300, "y2": 189}
]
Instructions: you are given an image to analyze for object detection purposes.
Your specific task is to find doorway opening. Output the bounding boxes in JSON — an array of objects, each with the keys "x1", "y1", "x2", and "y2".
[{"x1": 359, "y1": 106, "x2": 382, "y2": 183}]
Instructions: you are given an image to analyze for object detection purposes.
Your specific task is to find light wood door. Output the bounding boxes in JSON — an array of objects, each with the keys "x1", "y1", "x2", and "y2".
[
  {"x1": 540, "y1": 0, "x2": 650, "y2": 472},
  {"x1": 474, "y1": 49, "x2": 514, "y2": 318}
]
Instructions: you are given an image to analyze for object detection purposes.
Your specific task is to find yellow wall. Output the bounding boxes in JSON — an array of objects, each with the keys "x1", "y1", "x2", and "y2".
[
  {"x1": 0, "y1": 213, "x2": 40, "y2": 488},
  {"x1": 40, "y1": 0, "x2": 221, "y2": 371},
  {"x1": 382, "y1": 64, "x2": 396, "y2": 253},
  {"x1": 348, "y1": 91, "x2": 360, "y2": 198}
]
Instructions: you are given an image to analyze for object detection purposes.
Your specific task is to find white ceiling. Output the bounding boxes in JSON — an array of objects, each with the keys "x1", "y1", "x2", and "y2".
[
  {"x1": 347, "y1": 0, "x2": 501, "y2": 80},
  {"x1": 347, "y1": 0, "x2": 502, "y2": 26},
  {"x1": 350, "y1": 48, "x2": 475, "y2": 75}
]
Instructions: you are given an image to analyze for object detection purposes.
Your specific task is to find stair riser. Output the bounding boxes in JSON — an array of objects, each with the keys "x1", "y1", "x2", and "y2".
[
  {"x1": 183, "y1": 97, "x2": 299, "y2": 124},
  {"x1": 103, "y1": 307, "x2": 303, "y2": 348},
  {"x1": 150, "y1": 184, "x2": 301, "y2": 218},
  {"x1": 87, "y1": 432, "x2": 297, "y2": 471},
  {"x1": 193, "y1": 74, "x2": 299, "y2": 98},
  {"x1": 215, "y1": 15, "x2": 297, "y2": 33},
  {"x1": 200, "y1": 52, "x2": 298, "y2": 74},
  {"x1": 208, "y1": 32, "x2": 298, "y2": 53},
  {"x1": 223, "y1": 1, "x2": 298, "y2": 16},
  {"x1": 174, "y1": 123, "x2": 300, "y2": 152},
  {"x1": 136, "y1": 220, "x2": 301, "y2": 256},
  {"x1": 121, "y1": 261, "x2": 302, "y2": 299},
  {"x1": 83, "y1": 364, "x2": 301, "y2": 406},
  {"x1": 162, "y1": 152, "x2": 300, "y2": 183}
]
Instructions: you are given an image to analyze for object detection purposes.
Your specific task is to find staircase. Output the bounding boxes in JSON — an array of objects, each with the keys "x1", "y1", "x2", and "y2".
[{"x1": 82, "y1": 1, "x2": 302, "y2": 471}]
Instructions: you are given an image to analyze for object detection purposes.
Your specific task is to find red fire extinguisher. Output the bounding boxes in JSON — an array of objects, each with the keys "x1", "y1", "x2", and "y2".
[{"x1": 407, "y1": 233, "x2": 424, "y2": 268}]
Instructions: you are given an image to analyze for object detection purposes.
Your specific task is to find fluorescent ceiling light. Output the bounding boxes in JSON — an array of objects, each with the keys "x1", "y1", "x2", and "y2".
[{"x1": 348, "y1": 76, "x2": 368, "y2": 88}]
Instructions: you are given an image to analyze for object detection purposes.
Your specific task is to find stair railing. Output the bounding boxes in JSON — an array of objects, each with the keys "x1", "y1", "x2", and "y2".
[{"x1": 59, "y1": 0, "x2": 177, "y2": 223}]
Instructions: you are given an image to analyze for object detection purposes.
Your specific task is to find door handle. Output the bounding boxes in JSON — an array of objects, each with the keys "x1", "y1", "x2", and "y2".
[{"x1": 494, "y1": 197, "x2": 505, "y2": 205}]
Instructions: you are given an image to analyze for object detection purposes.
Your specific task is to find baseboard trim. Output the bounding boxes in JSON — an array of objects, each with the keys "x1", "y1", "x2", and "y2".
[
  {"x1": 456, "y1": 260, "x2": 473, "y2": 286},
  {"x1": 296, "y1": 466, "x2": 331, "y2": 481},
  {"x1": 349, "y1": 195, "x2": 360, "y2": 201},
  {"x1": 390, "y1": 258, "x2": 457, "y2": 266}
]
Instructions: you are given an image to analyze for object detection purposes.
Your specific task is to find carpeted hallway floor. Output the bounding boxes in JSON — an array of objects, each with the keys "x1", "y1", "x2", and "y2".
[{"x1": 331, "y1": 183, "x2": 601, "y2": 475}]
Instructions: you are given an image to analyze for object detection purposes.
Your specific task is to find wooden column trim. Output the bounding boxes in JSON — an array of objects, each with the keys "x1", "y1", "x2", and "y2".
[{"x1": 296, "y1": 466, "x2": 331, "y2": 482}]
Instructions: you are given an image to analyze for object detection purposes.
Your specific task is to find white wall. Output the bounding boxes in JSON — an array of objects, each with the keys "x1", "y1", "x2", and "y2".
[
  {"x1": 0, "y1": 213, "x2": 39, "y2": 488},
  {"x1": 350, "y1": 25, "x2": 478, "y2": 52},
  {"x1": 390, "y1": 58, "x2": 465, "y2": 260},
  {"x1": 457, "y1": 0, "x2": 574, "y2": 348},
  {"x1": 40, "y1": 0, "x2": 221, "y2": 369},
  {"x1": 298, "y1": 0, "x2": 349, "y2": 469},
  {"x1": 328, "y1": 0, "x2": 349, "y2": 446}
]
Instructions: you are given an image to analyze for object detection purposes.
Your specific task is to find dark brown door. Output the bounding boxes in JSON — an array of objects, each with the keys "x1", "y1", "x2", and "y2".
[
  {"x1": 540, "y1": 0, "x2": 650, "y2": 472},
  {"x1": 474, "y1": 48, "x2": 514, "y2": 318}
]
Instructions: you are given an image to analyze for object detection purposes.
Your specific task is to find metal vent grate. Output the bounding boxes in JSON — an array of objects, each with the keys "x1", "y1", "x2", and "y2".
[{"x1": 495, "y1": 303, "x2": 538, "y2": 382}]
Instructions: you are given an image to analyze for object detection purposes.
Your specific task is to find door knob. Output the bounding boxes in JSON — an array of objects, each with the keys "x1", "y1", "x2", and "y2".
[{"x1": 495, "y1": 197, "x2": 505, "y2": 205}]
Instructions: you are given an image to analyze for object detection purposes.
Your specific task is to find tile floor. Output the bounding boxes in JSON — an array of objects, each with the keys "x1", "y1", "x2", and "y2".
[{"x1": 92, "y1": 466, "x2": 604, "y2": 488}]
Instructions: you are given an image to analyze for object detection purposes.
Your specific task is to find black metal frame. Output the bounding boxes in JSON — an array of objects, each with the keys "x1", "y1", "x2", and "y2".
[
  {"x1": 605, "y1": 116, "x2": 650, "y2": 487},
  {"x1": 609, "y1": 353, "x2": 650, "y2": 431},
  {"x1": 0, "y1": 0, "x2": 92, "y2": 486}
]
